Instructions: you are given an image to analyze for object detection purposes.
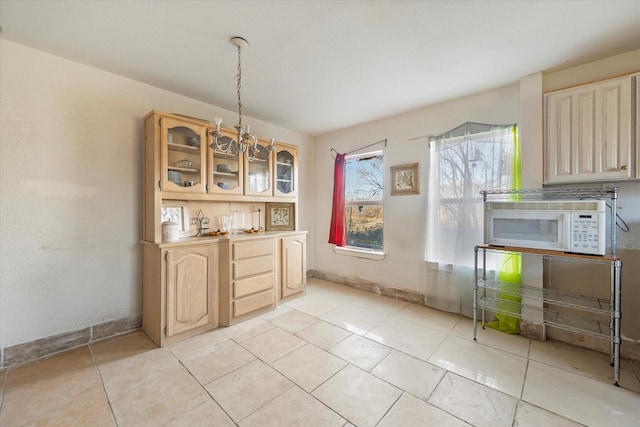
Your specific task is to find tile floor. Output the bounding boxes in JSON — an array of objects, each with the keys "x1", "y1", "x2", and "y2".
[{"x1": 1, "y1": 278, "x2": 639, "y2": 426}]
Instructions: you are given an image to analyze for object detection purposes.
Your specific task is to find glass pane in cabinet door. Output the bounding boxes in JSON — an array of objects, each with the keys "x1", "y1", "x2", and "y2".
[
  {"x1": 246, "y1": 143, "x2": 272, "y2": 194},
  {"x1": 166, "y1": 126, "x2": 202, "y2": 189},
  {"x1": 211, "y1": 136, "x2": 241, "y2": 192},
  {"x1": 276, "y1": 150, "x2": 294, "y2": 194}
]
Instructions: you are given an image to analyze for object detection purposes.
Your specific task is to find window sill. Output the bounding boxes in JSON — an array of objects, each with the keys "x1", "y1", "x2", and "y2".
[{"x1": 334, "y1": 246, "x2": 386, "y2": 260}]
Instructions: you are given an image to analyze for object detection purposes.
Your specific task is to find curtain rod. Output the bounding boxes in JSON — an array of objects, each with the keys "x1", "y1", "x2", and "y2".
[
  {"x1": 330, "y1": 138, "x2": 387, "y2": 156},
  {"x1": 408, "y1": 134, "x2": 435, "y2": 142}
]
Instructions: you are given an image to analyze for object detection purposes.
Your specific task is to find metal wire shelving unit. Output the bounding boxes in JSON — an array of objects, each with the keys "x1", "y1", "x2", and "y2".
[{"x1": 474, "y1": 186, "x2": 623, "y2": 386}]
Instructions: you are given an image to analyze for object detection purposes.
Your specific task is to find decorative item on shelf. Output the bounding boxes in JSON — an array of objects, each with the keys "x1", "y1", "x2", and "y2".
[
  {"x1": 216, "y1": 164, "x2": 232, "y2": 173},
  {"x1": 176, "y1": 159, "x2": 193, "y2": 168},
  {"x1": 390, "y1": 163, "x2": 419, "y2": 195},
  {"x1": 266, "y1": 202, "x2": 295, "y2": 231},
  {"x1": 161, "y1": 203, "x2": 189, "y2": 237},
  {"x1": 209, "y1": 36, "x2": 276, "y2": 162},
  {"x1": 162, "y1": 221, "x2": 180, "y2": 242},
  {"x1": 168, "y1": 170, "x2": 182, "y2": 185},
  {"x1": 191, "y1": 210, "x2": 210, "y2": 236},
  {"x1": 217, "y1": 182, "x2": 228, "y2": 190},
  {"x1": 216, "y1": 214, "x2": 233, "y2": 233},
  {"x1": 187, "y1": 137, "x2": 200, "y2": 148},
  {"x1": 231, "y1": 211, "x2": 245, "y2": 234}
]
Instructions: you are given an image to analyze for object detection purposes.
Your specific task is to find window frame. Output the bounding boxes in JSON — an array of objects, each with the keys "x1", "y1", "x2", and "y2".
[{"x1": 341, "y1": 150, "x2": 385, "y2": 256}]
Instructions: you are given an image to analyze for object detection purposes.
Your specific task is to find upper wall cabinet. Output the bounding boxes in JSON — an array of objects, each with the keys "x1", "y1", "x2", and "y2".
[
  {"x1": 244, "y1": 138, "x2": 275, "y2": 197},
  {"x1": 544, "y1": 74, "x2": 635, "y2": 184},
  {"x1": 161, "y1": 116, "x2": 207, "y2": 193},
  {"x1": 209, "y1": 129, "x2": 244, "y2": 196},
  {"x1": 274, "y1": 142, "x2": 298, "y2": 198},
  {"x1": 143, "y1": 111, "x2": 300, "y2": 243}
]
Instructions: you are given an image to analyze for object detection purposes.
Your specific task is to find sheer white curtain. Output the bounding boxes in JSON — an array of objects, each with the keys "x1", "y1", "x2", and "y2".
[{"x1": 425, "y1": 123, "x2": 516, "y2": 314}]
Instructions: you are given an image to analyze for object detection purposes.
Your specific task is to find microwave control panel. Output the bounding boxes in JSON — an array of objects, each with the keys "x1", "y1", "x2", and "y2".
[{"x1": 570, "y1": 212, "x2": 605, "y2": 255}]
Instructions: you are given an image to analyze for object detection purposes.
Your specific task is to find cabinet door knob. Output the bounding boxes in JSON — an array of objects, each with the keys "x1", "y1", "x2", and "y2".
[{"x1": 620, "y1": 165, "x2": 628, "y2": 171}]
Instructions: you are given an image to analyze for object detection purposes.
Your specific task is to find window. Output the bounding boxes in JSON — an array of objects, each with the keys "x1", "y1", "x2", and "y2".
[
  {"x1": 344, "y1": 151, "x2": 383, "y2": 250},
  {"x1": 426, "y1": 123, "x2": 518, "y2": 267}
]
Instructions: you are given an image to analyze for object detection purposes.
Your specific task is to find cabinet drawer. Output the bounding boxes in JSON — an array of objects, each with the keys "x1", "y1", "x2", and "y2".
[
  {"x1": 234, "y1": 274, "x2": 275, "y2": 298},
  {"x1": 234, "y1": 255, "x2": 274, "y2": 280},
  {"x1": 233, "y1": 290, "x2": 274, "y2": 317},
  {"x1": 233, "y1": 239, "x2": 274, "y2": 260}
]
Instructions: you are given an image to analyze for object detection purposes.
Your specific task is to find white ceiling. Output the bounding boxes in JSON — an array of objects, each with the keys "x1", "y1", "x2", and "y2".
[{"x1": 1, "y1": 1, "x2": 639, "y2": 135}]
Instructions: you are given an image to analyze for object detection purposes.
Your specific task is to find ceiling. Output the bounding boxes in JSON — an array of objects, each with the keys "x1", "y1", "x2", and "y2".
[{"x1": 1, "y1": 1, "x2": 639, "y2": 136}]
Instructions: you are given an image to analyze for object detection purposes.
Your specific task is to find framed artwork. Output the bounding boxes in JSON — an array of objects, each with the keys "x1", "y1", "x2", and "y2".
[
  {"x1": 266, "y1": 202, "x2": 295, "y2": 231},
  {"x1": 390, "y1": 163, "x2": 419, "y2": 195},
  {"x1": 161, "y1": 202, "x2": 190, "y2": 236}
]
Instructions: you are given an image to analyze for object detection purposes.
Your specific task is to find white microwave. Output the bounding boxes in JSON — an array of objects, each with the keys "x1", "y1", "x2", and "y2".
[{"x1": 484, "y1": 200, "x2": 606, "y2": 255}]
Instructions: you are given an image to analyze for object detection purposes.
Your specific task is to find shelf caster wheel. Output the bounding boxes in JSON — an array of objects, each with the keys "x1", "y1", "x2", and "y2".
[
  {"x1": 482, "y1": 326, "x2": 485, "y2": 329},
  {"x1": 473, "y1": 337, "x2": 477, "y2": 341},
  {"x1": 614, "y1": 381, "x2": 620, "y2": 387}
]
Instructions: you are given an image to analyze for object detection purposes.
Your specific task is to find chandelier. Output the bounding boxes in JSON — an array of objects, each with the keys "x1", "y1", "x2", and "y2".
[{"x1": 210, "y1": 36, "x2": 275, "y2": 161}]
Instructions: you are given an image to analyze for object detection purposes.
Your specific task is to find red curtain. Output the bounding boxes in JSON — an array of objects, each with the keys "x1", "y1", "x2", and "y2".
[{"x1": 328, "y1": 153, "x2": 347, "y2": 246}]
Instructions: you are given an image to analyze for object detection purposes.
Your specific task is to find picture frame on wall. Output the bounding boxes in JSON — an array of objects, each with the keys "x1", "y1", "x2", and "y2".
[
  {"x1": 390, "y1": 163, "x2": 419, "y2": 195},
  {"x1": 265, "y1": 202, "x2": 295, "y2": 231}
]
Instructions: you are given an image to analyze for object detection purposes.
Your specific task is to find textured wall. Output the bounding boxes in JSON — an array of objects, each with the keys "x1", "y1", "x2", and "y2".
[{"x1": 0, "y1": 39, "x2": 313, "y2": 350}]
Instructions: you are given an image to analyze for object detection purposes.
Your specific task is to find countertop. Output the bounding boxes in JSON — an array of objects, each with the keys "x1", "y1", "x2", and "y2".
[{"x1": 142, "y1": 230, "x2": 307, "y2": 248}]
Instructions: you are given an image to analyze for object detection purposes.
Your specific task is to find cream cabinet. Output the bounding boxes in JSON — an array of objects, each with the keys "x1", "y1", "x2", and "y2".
[
  {"x1": 209, "y1": 129, "x2": 244, "y2": 196},
  {"x1": 143, "y1": 111, "x2": 300, "y2": 243},
  {"x1": 244, "y1": 138, "x2": 275, "y2": 196},
  {"x1": 544, "y1": 75, "x2": 634, "y2": 184},
  {"x1": 142, "y1": 242, "x2": 218, "y2": 346},
  {"x1": 161, "y1": 116, "x2": 208, "y2": 193},
  {"x1": 219, "y1": 236, "x2": 277, "y2": 325},
  {"x1": 274, "y1": 143, "x2": 298, "y2": 198},
  {"x1": 279, "y1": 233, "x2": 306, "y2": 301}
]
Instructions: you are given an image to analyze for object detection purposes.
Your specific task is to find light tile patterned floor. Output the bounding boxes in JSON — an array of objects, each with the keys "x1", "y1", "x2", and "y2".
[{"x1": 1, "y1": 277, "x2": 640, "y2": 426}]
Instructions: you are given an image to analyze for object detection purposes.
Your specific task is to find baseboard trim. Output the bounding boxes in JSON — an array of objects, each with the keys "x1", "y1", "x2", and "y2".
[
  {"x1": 2, "y1": 315, "x2": 142, "y2": 368},
  {"x1": 311, "y1": 270, "x2": 425, "y2": 305}
]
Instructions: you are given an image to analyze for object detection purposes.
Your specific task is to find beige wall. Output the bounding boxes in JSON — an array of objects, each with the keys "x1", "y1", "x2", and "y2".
[
  {"x1": 0, "y1": 39, "x2": 314, "y2": 350},
  {"x1": 313, "y1": 84, "x2": 521, "y2": 303},
  {"x1": 312, "y1": 49, "x2": 640, "y2": 350}
]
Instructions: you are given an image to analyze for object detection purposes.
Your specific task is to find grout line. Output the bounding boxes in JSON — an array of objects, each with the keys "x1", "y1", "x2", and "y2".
[
  {"x1": 87, "y1": 344, "x2": 120, "y2": 427},
  {"x1": 0, "y1": 366, "x2": 7, "y2": 414}
]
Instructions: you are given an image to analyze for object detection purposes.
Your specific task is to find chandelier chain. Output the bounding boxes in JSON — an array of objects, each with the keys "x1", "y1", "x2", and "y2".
[{"x1": 236, "y1": 44, "x2": 243, "y2": 128}]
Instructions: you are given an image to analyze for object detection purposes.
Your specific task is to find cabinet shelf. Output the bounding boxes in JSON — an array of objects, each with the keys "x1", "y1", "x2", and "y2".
[
  {"x1": 168, "y1": 166, "x2": 199, "y2": 173},
  {"x1": 168, "y1": 142, "x2": 199, "y2": 154},
  {"x1": 213, "y1": 151, "x2": 239, "y2": 159},
  {"x1": 213, "y1": 171, "x2": 238, "y2": 177}
]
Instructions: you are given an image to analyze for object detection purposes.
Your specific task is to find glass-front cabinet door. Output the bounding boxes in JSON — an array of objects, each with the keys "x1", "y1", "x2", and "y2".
[
  {"x1": 161, "y1": 117, "x2": 206, "y2": 193},
  {"x1": 208, "y1": 129, "x2": 243, "y2": 195},
  {"x1": 244, "y1": 138, "x2": 274, "y2": 196},
  {"x1": 274, "y1": 143, "x2": 298, "y2": 197}
]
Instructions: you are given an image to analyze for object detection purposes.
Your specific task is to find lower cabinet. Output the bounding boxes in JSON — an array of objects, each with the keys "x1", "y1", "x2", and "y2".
[
  {"x1": 219, "y1": 236, "x2": 277, "y2": 326},
  {"x1": 142, "y1": 242, "x2": 218, "y2": 346},
  {"x1": 279, "y1": 233, "x2": 307, "y2": 301}
]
